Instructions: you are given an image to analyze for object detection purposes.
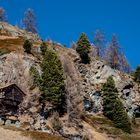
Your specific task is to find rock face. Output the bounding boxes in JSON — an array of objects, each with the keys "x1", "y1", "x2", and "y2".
[
  {"x1": 0, "y1": 52, "x2": 45, "y2": 130},
  {"x1": 0, "y1": 22, "x2": 40, "y2": 41},
  {"x1": 0, "y1": 23, "x2": 140, "y2": 139},
  {"x1": 75, "y1": 58, "x2": 140, "y2": 117}
]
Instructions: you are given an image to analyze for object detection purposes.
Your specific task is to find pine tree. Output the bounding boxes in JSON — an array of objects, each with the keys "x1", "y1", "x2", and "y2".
[
  {"x1": 23, "y1": 40, "x2": 32, "y2": 53},
  {"x1": 76, "y1": 33, "x2": 90, "y2": 63},
  {"x1": 102, "y1": 76, "x2": 131, "y2": 133},
  {"x1": 40, "y1": 42, "x2": 48, "y2": 55},
  {"x1": 0, "y1": 7, "x2": 7, "y2": 22},
  {"x1": 40, "y1": 48, "x2": 65, "y2": 110},
  {"x1": 23, "y1": 8, "x2": 37, "y2": 33}
]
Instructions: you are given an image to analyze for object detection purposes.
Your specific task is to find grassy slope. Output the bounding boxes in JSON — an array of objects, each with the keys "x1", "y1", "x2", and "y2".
[
  {"x1": 0, "y1": 125, "x2": 64, "y2": 140},
  {"x1": 82, "y1": 114, "x2": 140, "y2": 140}
]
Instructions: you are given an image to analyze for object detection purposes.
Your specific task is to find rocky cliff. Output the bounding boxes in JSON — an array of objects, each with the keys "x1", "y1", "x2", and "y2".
[{"x1": 0, "y1": 22, "x2": 140, "y2": 140}]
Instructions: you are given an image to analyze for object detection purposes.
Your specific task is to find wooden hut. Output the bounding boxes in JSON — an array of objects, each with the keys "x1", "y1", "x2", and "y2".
[{"x1": 0, "y1": 84, "x2": 25, "y2": 115}]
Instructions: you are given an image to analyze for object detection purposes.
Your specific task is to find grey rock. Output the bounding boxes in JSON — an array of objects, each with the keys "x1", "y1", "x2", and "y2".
[{"x1": 5, "y1": 120, "x2": 11, "y2": 126}]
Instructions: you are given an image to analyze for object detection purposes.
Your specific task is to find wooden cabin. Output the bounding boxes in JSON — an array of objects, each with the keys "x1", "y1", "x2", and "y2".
[{"x1": 0, "y1": 84, "x2": 25, "y2": 115}]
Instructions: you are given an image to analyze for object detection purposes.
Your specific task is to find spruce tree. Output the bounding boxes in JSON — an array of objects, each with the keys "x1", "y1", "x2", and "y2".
[
  {"x1": 40, "y1": 48, "x2": 65, "y2": 109},
  {"x1": 23, "y1": 40, "x2": 32, "y2": 53},
  {"x1": 102, "y1": 76, "x2": 131, "y2": 133},
  {"x1": 76, "y1": 33, "x2": 90, "y2": 63}
]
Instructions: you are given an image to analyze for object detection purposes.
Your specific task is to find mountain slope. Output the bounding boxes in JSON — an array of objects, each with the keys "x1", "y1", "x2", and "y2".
[{"x1": 0, "y1": 22, "x2": 140, "y2": 140}]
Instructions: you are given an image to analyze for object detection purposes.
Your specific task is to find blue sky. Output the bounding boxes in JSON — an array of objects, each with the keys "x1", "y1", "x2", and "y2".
[{"x1": 0, "y1": 0, "x2": 140, "y2": 68}]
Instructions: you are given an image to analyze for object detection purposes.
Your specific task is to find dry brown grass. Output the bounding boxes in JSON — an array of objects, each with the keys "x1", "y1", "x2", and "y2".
[
  {"x1": 82, "y1": 114, "x2": 140, "y2": 140},
  {"x1": 0, "y1": 38, "x2": 41, "y2": 53},
  {"x1": 22, "y1": 131, "x2": 64, "y2": 140},
  {"x1": 0, "y1": 125, "x2": 64, "y2": 140},
  {"x1": 0, "y1": 127, "x2": 32, "y2": 140}
]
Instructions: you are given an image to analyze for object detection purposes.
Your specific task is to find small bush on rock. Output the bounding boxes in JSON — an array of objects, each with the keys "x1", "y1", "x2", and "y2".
[{"x1": 23, "y1": 39, "x2": 32, "y2": 53}]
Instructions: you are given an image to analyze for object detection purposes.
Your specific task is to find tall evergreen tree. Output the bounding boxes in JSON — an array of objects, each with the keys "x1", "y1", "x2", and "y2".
[
  {"x1": 76, "y1": 33, "x2": 90, "y2": 63},
  {"x1": 102, "y1": 76, "x2": 131, "y2": 133},
  {"x1": 23, "y1": 8, "x2": 37, "y2": 34},
  {"x1": 0, "y1": 7, "x2": 7, "y2": 22},
  {"x1": 40, "y1": 48, "x2": 65, "y2": 110}
]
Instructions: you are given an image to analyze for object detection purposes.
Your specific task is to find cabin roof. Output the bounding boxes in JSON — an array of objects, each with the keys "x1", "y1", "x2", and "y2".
[{"x1": 0, "y1": 84, "x2": 26, "y2": 96}]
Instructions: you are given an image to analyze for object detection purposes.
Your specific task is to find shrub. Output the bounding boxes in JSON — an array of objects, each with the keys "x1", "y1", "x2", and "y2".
[
  {"x1": 30, "y1": 66, "x2": 40, "y2": 87},
  {"x1": 51, "y1": 112, "x2": 62, "y2": 131},
  {"x1": 0, "y1": 49, "x2": 10, "y2": 56},
  {"x1": 133, "y1": 65, "x2": 140, "y2": 85},
  {"x1": 102, "y1": 76, "x2": 131, "y2": 133},
  {"x1": 40, "y1": 42, "x2": 48, "y2": 55},
  {"x1": 23, "y1": 40, "x2": 32, "y2": 53}
]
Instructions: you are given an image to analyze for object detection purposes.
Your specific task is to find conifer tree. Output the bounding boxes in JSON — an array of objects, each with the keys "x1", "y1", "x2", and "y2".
[
  {"x1": 102, "y1": 76, "x2": 131, "y2": 133},
  {"x1": 40, "y1": 48, "x2": 65, "y2": 110},
  {"x1": 76, "y1": 33, "x2": 90, "y2": 63},
  {"x1": 23, "y1": 40, "x2": 32, "y2": 53}
]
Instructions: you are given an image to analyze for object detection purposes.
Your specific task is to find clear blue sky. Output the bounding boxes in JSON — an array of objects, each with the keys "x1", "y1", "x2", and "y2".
[{"x1": 0, "y1": 0, "x2": 140, "y2": 68}]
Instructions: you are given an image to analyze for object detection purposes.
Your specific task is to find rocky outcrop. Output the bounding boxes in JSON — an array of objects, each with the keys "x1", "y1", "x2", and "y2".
[
  {"x1": 0, "y1": 52, "x2": 45, "y2": 130},
  {"x1": 75, "y1": 57, "x2": 140, "y2": 117},
  {"x1": 0, "y1": 22, "x2": 40, "y2": 41}
]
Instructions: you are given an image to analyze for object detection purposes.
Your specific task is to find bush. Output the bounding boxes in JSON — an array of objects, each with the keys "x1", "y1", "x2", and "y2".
[
  {"x1": 51, "y1": 112, "x2": 62, "y2": 131},
  {"x1": 30, "y1": 66, "x2": 41, "y2": 87},
  {"x1": 76, "y1": 33, "x2": 90, "y2": 64},
  {"x1": 23, "y1": 40, "x2": 32, "y2": 53},
  {"x1": 133, "y1": 65, "x2": 140, "y2": 85},
  {"x1": 0, "y1": 49, "x2": 10, "y2": 56},
  {"x1": 40, "y1": 42, "x2": 48, "y2": 55},
  {"x1": 102, "y1": 76, "x2": 132, "y2": 133}
]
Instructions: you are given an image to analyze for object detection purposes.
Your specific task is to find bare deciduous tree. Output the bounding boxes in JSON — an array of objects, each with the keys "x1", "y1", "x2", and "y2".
[
  {"x1": 23, "y1": 8, "x2": 37, "y2": 34},
  {"x1": 104, "y1": 34, "x2": 131, "y2": 73},
  {"x1": 119, "y1": 53, "x2": 131, "y2": 74},
  {"x1": 94, "y1": 30, "x2": 105, "y2": 58},
  {"x1": 0, "y1": 7, "x2": 7, "y2": 22},
  {"x1": 105, "y1": 34, "x2": 120, "y2": 70},
  {"x1": 70, "y1": 41, "x2": 77, "y2": 50},
  {"x1": 61, "y1": 55, "x2": 83, "y2": 125}
]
